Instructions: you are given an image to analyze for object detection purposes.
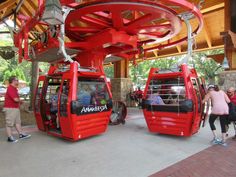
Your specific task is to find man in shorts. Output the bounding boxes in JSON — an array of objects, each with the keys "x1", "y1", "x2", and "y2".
[{"x1": 4, "y1": 76, "x2": 31, "y2": 143}]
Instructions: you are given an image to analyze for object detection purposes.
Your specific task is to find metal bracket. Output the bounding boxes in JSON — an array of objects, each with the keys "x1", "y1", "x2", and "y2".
[
  {"x1": 178, "y1": 12, "x2": 195, "y2": 65},
  {"x1": 58, "y1": 6, "x2": 78, "y2": 64}
]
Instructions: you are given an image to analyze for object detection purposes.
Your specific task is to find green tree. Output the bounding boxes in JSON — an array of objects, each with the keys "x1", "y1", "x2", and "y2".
[
  {"x1": 3, "y1": 70, "x2": 11, "y2": 83},
  {"x1": 39, "y1": 62, "x2": 50, "y2": 75},
  {"x1": 191, "y1": 49, "x2": 224, "y2": 84},
  {"x1": 128, "y1": 49, "x2": 223, "y2": 87},
  {"x1": 104, "y1": 65, "x2": 114, "y2": 78},
  {"x1": 129, "y1": 56, "x2": 180, "y2": 86}
]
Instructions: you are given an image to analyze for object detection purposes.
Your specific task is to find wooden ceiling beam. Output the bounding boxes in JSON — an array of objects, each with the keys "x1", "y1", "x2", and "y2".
[
  {"x1": 202, "y1": 18, "x2": 212, "y2": 48},
  {"x1": 176, "y1": 45, "x2": 182, "y2": 53},
  {"x1": 28, "y1": 31, "x2": 36, "y2": 40},
  {"x1": 20, "y1": 4, "x2": 44, "y2": 33},
  {"x1": 20, "y1": 4, "x2": 33, "y2": 17},
  {"x1": 153, "y1": 50, "x2": 158, "y2": 57},
  {"x1": 145, "y1": 45, "x2": 224, "y2": 61},
  {"x1": 23, "y1": 0, "x2": 36, "y2": 15},
  {"x1": 25, "y1": 0, "x2": 37, "y2": 10},
  {"x1": 201, "y1": 2, "x2": 224, "y2": 14},
  {"x1": 207, "y1": 53, "x2": 224, "y2": 63},
  {"x1": 15, "y1": 18, "x2": 35, "y2": 40},
  {"x1": 228, "y1": 30, "x2": 236, "y2": 48},
  {"x1": 0, "y1": 0, "x2": 18, "y2": 11},
  {"x1": 0, "y1": 0, "x2": 18, "y2": 20}
]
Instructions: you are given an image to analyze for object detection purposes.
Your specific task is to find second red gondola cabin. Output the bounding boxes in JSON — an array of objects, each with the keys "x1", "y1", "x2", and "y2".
[{"x1": 142, "y1": 64, "x2": 207, "y2": 136}]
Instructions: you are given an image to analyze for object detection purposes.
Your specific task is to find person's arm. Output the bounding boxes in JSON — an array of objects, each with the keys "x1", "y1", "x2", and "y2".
[
  {"x1": 13, "y1": 97, "x2": 21, "y2": 102},
  {"x1": 158, "y1": 96, "x2": 165, "y2": 105},
  {"x1": 202, "y1": 92, "x2": 211, "y2": 104},
  {"x1": 223, "y1": 91, "x2": 231, "y2": 103}
]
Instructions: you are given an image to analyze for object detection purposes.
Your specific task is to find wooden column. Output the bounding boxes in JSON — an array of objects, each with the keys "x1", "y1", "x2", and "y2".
[
  {"x1": 29, "y1": 61, "x2": 39, "y2": 110},
  {"x1": 114, "y1": 59, "x2": 129, "y2": 78},
  {"x1": 111, "y1": 59, "x2": 132, "y2": 103},
  {"x1": 225, "y1": 0, "x2": 236, "y2": 69},
  {"x1": 217, "y1": 0, "x2": 236, "y2": 91}
]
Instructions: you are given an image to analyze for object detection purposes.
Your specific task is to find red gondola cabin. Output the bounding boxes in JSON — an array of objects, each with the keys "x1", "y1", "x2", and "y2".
[
  {"x1": 34, "y1": 62, "x2": 112, "y2": 141},
  {"x1": 142, "y1": 64, "x2": 207, "y2": 136}
]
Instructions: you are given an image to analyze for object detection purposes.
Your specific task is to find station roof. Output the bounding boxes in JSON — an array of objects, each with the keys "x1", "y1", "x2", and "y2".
[{"x1": 0, "y1": 0, "x2": 225, "y2": 60}]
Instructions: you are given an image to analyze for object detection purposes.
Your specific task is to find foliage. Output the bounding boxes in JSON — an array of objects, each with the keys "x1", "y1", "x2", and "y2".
[
  {"x1": 102, "y1": 49, "x2": 224, "y2": 87},
  {"x1": 129, "y1": 56, "x2": 180, "y2": 87},
  {"x1": 191, "y1": 49, "x2": 224, "y2": 84},
  {"x1": 0, "y1": 35, "x2": 31, "y2": 84},
  {"x1": 104, "y1": 65, "x2": 114, "y2": 79},
  {"x1": 1, "y1": 58, "x2": 28, "y2": 83}
]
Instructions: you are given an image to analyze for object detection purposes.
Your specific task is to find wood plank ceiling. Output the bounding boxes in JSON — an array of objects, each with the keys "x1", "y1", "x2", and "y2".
[{"x1": 0, "y1": 0, "x2": 225, "y2": 60}]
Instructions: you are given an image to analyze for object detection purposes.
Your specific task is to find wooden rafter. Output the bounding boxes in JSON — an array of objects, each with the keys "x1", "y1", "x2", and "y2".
[
  {"x1": 20, "y1": 3, "x2": 45, "y2": 33},
  {"x1": 228, "y1": 30, "x2": 236, "y2": 49},
  {"x1": 15, "y1": 18, "x2": 35, "y2": 40},
  {"x1": 176, "y1": 45, "x2": 182, "y2": 53},
  {"x1": 153, "y1": 50, "x2": 158, "y2": 57},
  {"x1": 24, "y1": 0, "x2": 37, "y2": 10},
  {"x1": 23, "y1": 0, "x2": 36, "y2": 15},
  {"x1": 146, "y1": 45, "x2": 224, "y2": 60},
  {"x1": 201, "y1": 2, "x2": 224, "y2": 14},
  {"x1": 202, "y1": 17, "x2": 212, "y2": 48},
  {"x1": 0, "y1": 0, "x2": 18, "y2": 20}
]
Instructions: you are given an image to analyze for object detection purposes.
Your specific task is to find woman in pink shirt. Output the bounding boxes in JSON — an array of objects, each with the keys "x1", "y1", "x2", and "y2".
[{"x1": 202, "y1": 85, "x2": 230, "y2": 146}]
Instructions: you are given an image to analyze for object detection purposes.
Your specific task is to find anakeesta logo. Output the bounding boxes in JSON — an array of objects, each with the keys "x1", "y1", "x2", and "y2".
[{"x1": 80, "y1": 105, "x2": 108, "y2": 113}]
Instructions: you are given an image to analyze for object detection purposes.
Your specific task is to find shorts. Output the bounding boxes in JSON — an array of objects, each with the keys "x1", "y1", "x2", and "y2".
[{"x1": 4, "y1": 108, "x2": 21, "y2": 127}]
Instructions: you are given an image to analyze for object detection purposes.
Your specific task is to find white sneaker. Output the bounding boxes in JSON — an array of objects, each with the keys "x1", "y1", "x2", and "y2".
[
  {"x1": 218, "y1": 141, "x2": 228, "y2": 147},
  {"x1": 211, "y1": 138, "x2": 221, "y2": 144}
]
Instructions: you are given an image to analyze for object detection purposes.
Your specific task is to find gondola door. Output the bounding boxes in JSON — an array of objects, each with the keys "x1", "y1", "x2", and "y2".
[
  {"x1": 39, "y1": 76, "x2": 62, "y2": 134},
  {"x1": 190, "y1": 78, "x2": 203, "y2": 134},
  {"x1": 34, "y1": 76, "x2": 46, "y2": 131},
  {"x1": 58, "y1": 75, "x2": 73, "y2": 139}
]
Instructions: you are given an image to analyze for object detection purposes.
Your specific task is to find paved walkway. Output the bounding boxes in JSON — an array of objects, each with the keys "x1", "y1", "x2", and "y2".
[
  {"x1": 150, "y1": 138, "x2": 236, "y2": 177},
  {"x1": 0, "y1": 108, "x2": 235, "y2": 177}
]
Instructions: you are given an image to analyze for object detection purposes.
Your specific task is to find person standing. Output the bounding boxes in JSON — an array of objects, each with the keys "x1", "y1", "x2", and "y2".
[
  {"x1": 227, "y1": 87, "x2": 236, "y2": 138},
  {"x1": 4, "y1": 76, "x2": 31, "y2": 143},
  {"x1": 227, "y1": 87, "x2": 236, "y2": 105},
  {"x1": 202, "y1": 85, "x2": 230, "y2": 146},
  {"x1": 50, "y1": 86, "x2": 60, "y2": 130},
  {"x1": 134, "y1": 87, "x2": 143, "y2": 107}
]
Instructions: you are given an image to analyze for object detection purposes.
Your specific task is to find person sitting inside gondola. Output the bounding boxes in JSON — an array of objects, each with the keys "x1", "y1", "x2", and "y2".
[
  {"x1": 166, "y1": 90, "x2": 178, "y2": 104},
  {"x1": 147, "y1": 91, "x2": 165, "y2": 105},
  {"x1": 92, "y1": 84, "x2": 107, "y2": 105},
  {"x1": 78, "y1": 84, "x2": 92, "y2": 106},
  {"x1": 50, "y1": 86, "x2": 60, "y2": 130},
  {"x1": 166, "y1": 89, "x2": 186, "y2": 105}
]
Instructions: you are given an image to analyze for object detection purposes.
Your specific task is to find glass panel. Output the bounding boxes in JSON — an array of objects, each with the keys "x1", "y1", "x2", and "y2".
[
  {"x1": 75, "y1": 77, "x2": 111, "y2": 115},
  {"x1": 60, "y1": 80, "x2": 69, "y2": 117},
  {"x1": 77, "y1": 78, "x2": 110, "y2": 106},
  {"x1": 146, "y1": 77, "x2": 186, "y2": 106},
  {"x1": 35, "y1": 81, "x2": 44, "y2": 113},
  {"x1": 191, "y1": 78, "x2": 201, "y2": 113}
]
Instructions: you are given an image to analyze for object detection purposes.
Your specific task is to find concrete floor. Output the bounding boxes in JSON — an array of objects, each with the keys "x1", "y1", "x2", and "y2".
[{"x1": 0, "y1": 108, "x2": 234, "y2": 177}]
